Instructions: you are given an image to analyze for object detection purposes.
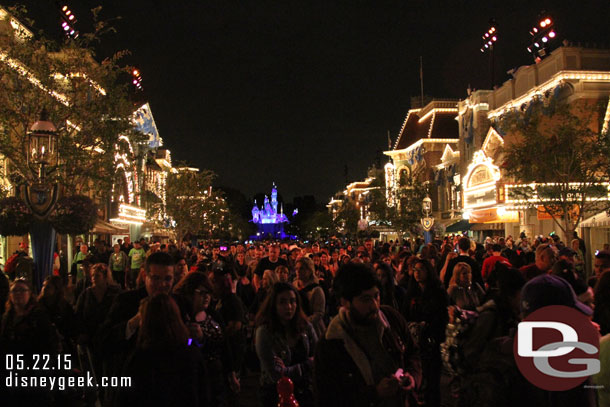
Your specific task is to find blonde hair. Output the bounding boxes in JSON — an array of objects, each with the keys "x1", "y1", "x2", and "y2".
[
  {"x1": 449, "y1": 262, "x2": 472, "y2": 288},
  {"x1": 262, "y1": 269, "x2": 279, "y2": 286}
]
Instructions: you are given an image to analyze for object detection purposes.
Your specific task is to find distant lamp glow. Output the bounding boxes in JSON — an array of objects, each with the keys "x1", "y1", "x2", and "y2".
[
  {"x1": 542, "y1": 37, "x2": 548, "y2": 42},
  {"x1": 545, "y1": 18, "x2": 551, "y2": 25},
  {"x1": 540, "y1": 21, "x2": 547, "y2": 28},
  {"x1": 549, "y1": 31, "x2": 556, "y2": 38}
]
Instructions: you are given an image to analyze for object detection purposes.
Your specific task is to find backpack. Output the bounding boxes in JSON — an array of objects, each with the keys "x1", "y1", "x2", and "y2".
[{"x1": 440, "y1": 305, "x2": 480, "y2": 376}]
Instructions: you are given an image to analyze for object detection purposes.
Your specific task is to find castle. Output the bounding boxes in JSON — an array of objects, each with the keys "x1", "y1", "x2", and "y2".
[{"x1": 251, "y1": 183, "x2": 289, "y2": 239}]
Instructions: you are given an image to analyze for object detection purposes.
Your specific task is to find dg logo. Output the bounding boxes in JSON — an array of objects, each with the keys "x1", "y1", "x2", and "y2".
[{"x1": 514, "y1": 305, "x2": 600, "y2": 391}]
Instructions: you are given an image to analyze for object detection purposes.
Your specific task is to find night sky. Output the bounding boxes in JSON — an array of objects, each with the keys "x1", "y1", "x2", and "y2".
[{"x1": 6, "y1": 1, "x2": 610, "y2": 202}]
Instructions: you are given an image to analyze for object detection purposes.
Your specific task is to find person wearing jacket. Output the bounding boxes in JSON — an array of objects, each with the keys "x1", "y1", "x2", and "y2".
[
  {"x1": 255, "y1": 282, "x2": 317, "y2": 407},
  {"x1": 315, "y1": 263, "x2": 421, "y2": 407},
  {"x1": 401, "y1": 259, "x2": 448, "y2": 407}
]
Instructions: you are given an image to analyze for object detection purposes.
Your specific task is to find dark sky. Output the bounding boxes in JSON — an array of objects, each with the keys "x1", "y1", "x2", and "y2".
[{"x1": 7, "y1": 0, "x2": 610, "y2": 202}]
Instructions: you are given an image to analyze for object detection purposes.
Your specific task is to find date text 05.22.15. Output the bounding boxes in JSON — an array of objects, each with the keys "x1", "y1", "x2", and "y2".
[{"x1": 5, "y1": 354, "x2": 72, "y2": 371}]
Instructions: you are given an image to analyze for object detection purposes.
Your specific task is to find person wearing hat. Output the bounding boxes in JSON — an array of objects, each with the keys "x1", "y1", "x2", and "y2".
[
  {"x1": 461, "y1": 273, "x2": 597, "y2": 406},
  {"x1": 520, "y1": 273, "x2": 594, "y2": 317},
  {"x1": 558, "y1": 246, "x2": 576, "y2": 264},
  {"x1": 519, "y1": 274, "x2": 596, "y2": 406}
]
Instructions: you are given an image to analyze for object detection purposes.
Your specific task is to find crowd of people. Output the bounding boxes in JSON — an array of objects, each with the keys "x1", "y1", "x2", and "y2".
[{"x1": 0, "y1": 232, "x2": 609, "y2": 407}]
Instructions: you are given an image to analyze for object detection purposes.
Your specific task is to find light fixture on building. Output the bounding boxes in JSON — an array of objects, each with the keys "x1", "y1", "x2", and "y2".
[
  {"x1": 527, "y1": 12, "x2": 557, "y2": 62},
  {"x1": 58, "y1": 4, "x2": 79, "y2": 38}
]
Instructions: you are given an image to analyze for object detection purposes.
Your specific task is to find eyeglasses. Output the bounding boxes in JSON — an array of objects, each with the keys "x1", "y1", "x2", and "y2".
[
  {"x1": 10, "y1": 288, "x2": 30, "y2": 294},
  {"x1": 194, "y1": 289, "x2": 211, "y2": 296}
]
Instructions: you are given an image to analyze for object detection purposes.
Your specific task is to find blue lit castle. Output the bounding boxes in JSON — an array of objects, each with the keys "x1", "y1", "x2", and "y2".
[{"x1": 251, "y1": 183, "x2": 289, "y2": 239}]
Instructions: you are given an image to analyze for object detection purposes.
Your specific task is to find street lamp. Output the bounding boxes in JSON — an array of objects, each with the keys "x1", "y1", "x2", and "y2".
[
  {"x1": 421, "y1": 195, "x2": 434, "y2": 243},
  {"x1": 422, "y1": 195, "x2": 432, "y2": 217},
  {"x1": 20, "y1": 109, "x2": 61, "y2": 292},
  {"x1": 27, "y1": 109, "x2": 59, "y2": 183}
]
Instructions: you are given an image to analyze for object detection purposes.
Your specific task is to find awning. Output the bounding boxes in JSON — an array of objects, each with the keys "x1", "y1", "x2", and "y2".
[
  {"x1": 580, "y1": 211, "x2": 610, "y2": 228},
  {"x1": 91, "y1": 219, "x2": 128, "y2": 235},
  {"x1": 471, "y1": 222, "x2": 505, "y2": 231},
  {"x1": 445, "y1": 219, "x2": 472, "y2": 233}
]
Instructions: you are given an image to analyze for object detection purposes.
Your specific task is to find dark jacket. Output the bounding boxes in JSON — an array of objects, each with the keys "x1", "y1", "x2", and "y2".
[
  {"x1": 75, "y1": 284, "x2": 122, "y2": 341},
  {"x1": 118, "y1": 345, "x2": 207, "y2": 407},
  {"x1": 314, "y1": 306, "x2": 421, "y2": 407},
  {"x1": 0, "y1": 305, "x2": 58, "y2": 355},
  {"x1": 100, "y1": 287, "x2": 148, "y2": 371}
]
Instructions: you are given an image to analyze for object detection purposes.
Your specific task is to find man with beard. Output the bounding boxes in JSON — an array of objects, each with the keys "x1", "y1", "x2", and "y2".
[{"x1": 314, "y1": 263, "x2": 421, "y2": 407}]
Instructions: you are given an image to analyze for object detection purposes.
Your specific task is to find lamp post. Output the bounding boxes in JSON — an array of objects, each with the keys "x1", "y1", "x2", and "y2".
[
  {"x1": 21, "y1": 109, "x2": 60, "y2": 291},
  {"x1": 421, "y1": 195, "x2": 434, "y2": 244}
]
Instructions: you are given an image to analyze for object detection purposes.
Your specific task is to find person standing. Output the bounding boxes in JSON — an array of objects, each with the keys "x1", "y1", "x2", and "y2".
[
  {"x1": 109, "y1": 244, "x2": 129, "y2": 289},
  {"x1": 444, "y1": 237, "x2": 483, "y2": 288},
  {"x1": 254, "y1": 244, "x2": 287, "y2": 287},
  {"x1": 255, "y1": 283, "x2": 318, "y2": 407},
  {"x1": 118, "y1": 294, "x2": 206, "y2": 407},
  {"x1": 315, "y1": 262, "x2": 421, "y2": 407},
  {"x1": 100, "y1": 252, "x2": 175, "y2": 404},
  {"x1": 402, "y1": 259, "x2": 448, "y2": 407},
  {"x1": 128, "y1": 241, "x2": 147, "y2": 290},
  {"x1": 294, "y1": 257, "x2": 326, "y2": 339}
]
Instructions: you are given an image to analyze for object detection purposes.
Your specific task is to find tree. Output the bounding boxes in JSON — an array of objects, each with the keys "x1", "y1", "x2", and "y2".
[
  {"x1": 164, "y1": 168, "x2": 232, "y2": 241},
  {"x1": 334, "y1": 200, "x2": 360, "y2": 238},
  {"x1": 367, "y1": 165, "x2": 428, "y2": 237},
  {"x1": 301, "y1": 210, "x2": 334, "y2": 241},
  {"x1": 501, "y1": 101, "x2": 610, "y2": 242},
  {"x1": 0, "y1": 7, "x2": 144, "y2": 199}
]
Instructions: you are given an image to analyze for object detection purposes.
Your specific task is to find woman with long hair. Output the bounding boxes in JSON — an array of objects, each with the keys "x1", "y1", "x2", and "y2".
[
  {"x1": 236, "y1": 259, "x2": 256, "y2": 310},
  {"x1": 402, "y1": 259, "x2": 448, "y2": 407},
  {"x1": 375, "y1": 262, "x2": 406, "y2": 310},
  {"x1": 120, "y1": 294, "x2": 206, "y2": 407},
  {"x1": 294, "y1": 257, "x2": 326, "y2": 339},
  {"x1": 249, "y1": 269, "x2": 279, "y2": 318},
  {"x1": 174, "y1": 271, "x2": 236, "y2": 407},
  {"x1": 447, "y1": 262, "x2": 485, "y2": 311},
  {"x1": 1, "y1": 279, "x2": 59, "y2": 405},
  {"x1": 38, "y1": 275, "x2": 78, "y2": 353},
  {"x1": 255, "y1": 282, "x2": 317, "y2": 407}
]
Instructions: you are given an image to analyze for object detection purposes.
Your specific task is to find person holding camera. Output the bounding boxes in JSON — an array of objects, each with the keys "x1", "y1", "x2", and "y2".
[{"x1": 314, "y1": 262, "x2": 421, "y2": 407}]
